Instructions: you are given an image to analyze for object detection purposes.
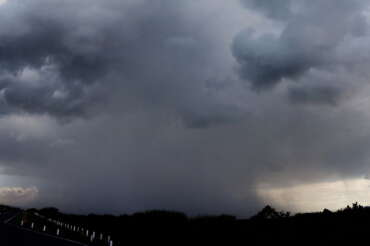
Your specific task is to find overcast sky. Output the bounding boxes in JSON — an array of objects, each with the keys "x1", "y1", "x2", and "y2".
[{"x1": 1, "y1": 0, "x2": 370, "y2": 217}]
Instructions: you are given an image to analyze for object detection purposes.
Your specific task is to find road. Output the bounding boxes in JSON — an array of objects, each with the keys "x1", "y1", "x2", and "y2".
[{"x1": 0, "y1": 210, "x2": 87, "y2": 246}]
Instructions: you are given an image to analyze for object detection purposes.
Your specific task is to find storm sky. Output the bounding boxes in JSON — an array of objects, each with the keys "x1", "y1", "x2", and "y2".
[{"x1": 1, "y1": 0, "x2": 370, "y2": 217}]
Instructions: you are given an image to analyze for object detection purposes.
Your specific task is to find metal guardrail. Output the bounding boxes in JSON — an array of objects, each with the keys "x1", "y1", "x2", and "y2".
[{"x1": 17, "y1": 212, "x2": 118, "y2": 246}]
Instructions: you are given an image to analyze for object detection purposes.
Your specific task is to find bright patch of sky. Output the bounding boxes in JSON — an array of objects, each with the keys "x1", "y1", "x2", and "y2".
[{"x1": 257, "y1": 178, "x2": 370, "y2": 213}]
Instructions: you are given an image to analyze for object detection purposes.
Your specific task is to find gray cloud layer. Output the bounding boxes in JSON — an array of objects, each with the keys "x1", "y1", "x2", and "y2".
[
  {"x1": 234, "y1": 0, "x2": 369, "y2": 93},
  {"x1": 0, "y1": 0, "x2": 370, "y2": 216},
  {"x1": 0, "y1": 0, "x2": 242, "y2": 126}
]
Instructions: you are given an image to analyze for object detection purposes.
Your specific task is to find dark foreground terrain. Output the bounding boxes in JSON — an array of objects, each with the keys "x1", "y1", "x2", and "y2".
[
  {"x1": 0, "y1": 223, "x2": 85, "y2": 246},
  {"x1": 0, "y1": 206, "x2": 85, "y2": 246},
  {"x1": 1, "y1": 203, "x2": 370, "y2": 245}
]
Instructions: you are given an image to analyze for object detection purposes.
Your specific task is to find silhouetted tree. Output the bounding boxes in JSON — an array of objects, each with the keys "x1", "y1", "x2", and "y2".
[{"x1": 252, "y1": 205, "x2": 284, "y2": 220}]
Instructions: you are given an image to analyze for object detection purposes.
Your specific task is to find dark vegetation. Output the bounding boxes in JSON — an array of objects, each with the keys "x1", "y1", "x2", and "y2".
[{"x1": 12, "y1": 202, "x2": 369, "y2": 244}]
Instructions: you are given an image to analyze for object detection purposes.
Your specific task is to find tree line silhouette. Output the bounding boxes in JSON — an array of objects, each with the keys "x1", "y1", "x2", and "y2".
[{"x1": 21, "y1": 202, "x2": 370, "y2": 244}]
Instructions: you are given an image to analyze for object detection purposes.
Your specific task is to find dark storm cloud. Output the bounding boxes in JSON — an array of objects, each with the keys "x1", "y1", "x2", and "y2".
[
  {"x1": 241, "y1": 0, "x2": 293, "y2": 20},
  {"x1": 0, "y1": 3, "x2": 108, "y2": 117},
  {"x1": 0, "y1": 0, "x2": 259, "y2": 216},
  {"x1": 288, "y1": 86, "x2": 341, "y2": 105},
  {"x1": 1, "y1": 0, "x2": 370, "y2": 217},
  {"x1": 233, "y1": 0, "x2": 368, "y2": 92},
  {"x1": 0, "y1": 75, "x2": 89, "y2": 117},
  {"x1": 232, "y1": 31, "x2": 314, "y2": 89},
  {"x1": 0, "y1": 0, "x2": 240, "y2": 125}
]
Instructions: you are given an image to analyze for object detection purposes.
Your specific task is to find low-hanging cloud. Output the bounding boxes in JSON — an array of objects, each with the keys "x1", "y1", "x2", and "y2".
[
  {"x1": 0, "y1": 0, "x2": 243, "y2": 126},
  {"x1": 233, "y1": 0, "x2": 369, "y2": 95}
]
